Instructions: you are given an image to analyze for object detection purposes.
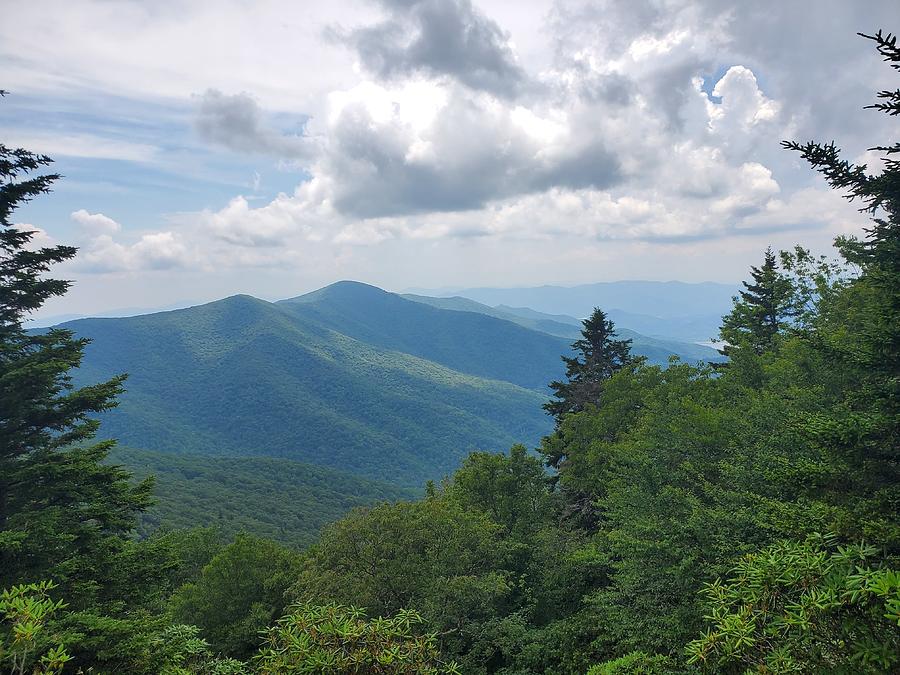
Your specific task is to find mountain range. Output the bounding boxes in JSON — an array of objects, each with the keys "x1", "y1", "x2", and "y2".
[
  {"x1": 59, "y1": 281, "x2": 725, "y2": 485},
  {"x1": 411, "y1": 280, "x2": 737, "y2": 342}
]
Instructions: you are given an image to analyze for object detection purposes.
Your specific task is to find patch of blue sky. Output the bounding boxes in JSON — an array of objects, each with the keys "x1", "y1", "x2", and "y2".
[{"x1": 4, "y1": 92, "x2": 311, "y2": 237}]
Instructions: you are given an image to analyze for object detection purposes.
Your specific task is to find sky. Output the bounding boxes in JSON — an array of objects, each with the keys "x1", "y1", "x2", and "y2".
[{"x1": 2, "y1": 0, "x2": 897, "y2": 319}]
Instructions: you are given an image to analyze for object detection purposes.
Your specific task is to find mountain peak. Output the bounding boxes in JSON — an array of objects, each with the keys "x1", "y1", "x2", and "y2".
[{"x1": 280, "y1": 280, "x2": 392, "y2": 305}]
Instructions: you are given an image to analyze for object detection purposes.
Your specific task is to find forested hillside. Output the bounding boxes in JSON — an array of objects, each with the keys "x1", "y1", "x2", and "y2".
[
  {"x1": 111, "y1": 447, "x2": 416, "y2": 548},
  {"x1": 52, "y1": 279, "x2": 719, "y2": 488},
  {"x1": 59, "y1": 292, "x2": 553, "y2": 485},
  {"x1": 1, "y1": 26, "x2": 898, "y2": 675}
]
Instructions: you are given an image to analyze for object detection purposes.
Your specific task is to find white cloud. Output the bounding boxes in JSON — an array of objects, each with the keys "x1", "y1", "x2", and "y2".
[
  {"x1": 4, "y1": 0, "x2": 894, "y2": 303},
  {"x1": 71, "y1": 209, "x2": 122, "y2": 234},
  {"x1": 2, "y1": 132, "x2": 158, "y2": 162}
]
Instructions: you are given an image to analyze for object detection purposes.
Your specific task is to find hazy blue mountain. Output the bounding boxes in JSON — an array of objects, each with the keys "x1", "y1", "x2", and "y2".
[
  {"x1": 415, "y1": 280, "x2": 737, "y2": 342},
  {"x1": 606, "y1": 308, "x2": 725, "y2": 343},
  {"x1": 434, "y1": 280, "x2": 736, "y2": 317},
  {"x1": 111, "y1": 447, "x2": 415, "y2": 548},
  {"x1": 402, "y1": 294, "x2": 584, "y2": 340},
  {"x1": 404, "y1": 293, "x2": 723, "y2": 364},
  {"x1": 62, "y1": 290, "x2": 556, "y2": 486}
]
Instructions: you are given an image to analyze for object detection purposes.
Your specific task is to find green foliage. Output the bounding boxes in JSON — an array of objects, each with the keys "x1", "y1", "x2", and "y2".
[
  {"x1": 112, "y1": 448, "x2": 415, "y2": 547},
  {"x1": 151, "y1": 624, "x2": 248, "y2": 675},
  {"x1": 0, "y1": 581, "x2": 70, "y2": 675},
  {"x1": 170, "y1": 534, "x2": 300, "y2": 659},
  {"x1": 62, "y1": 293, "x2": 553, "y2": 486},
  {"x1": 255, "y1": 603, "x2": 459, "y2": 674},
  {"x1": 292, "y1": 495, "x2": 510, "y2": 636},
  {"x1": 447, "y1": 444, "x2": 552, "y2": 535},
  {"x1": 587, "y1": 651, "x2": 679, "y2": 675},
  {"x1": 544, "y1": 308, "x2": 633, "y2": 430},
  {"x1": 685, "y1": 536, "x2": 900, "y2": 673}
]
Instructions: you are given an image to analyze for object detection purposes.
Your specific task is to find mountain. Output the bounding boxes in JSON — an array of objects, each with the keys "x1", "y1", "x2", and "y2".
[
  {"x1": 606, "y1": 308, "x2": 725, "y2": 343},
  {"x1": 401, "y1": 294, "x2": 584, "y2": 340},
  {"x1": 403, "y1": 293, "x2": 723, "y2": 364},
  {"x1": 279, "y1": 282, "x2": 571, "y2": 391},
  {"x1": 59, "y1": 281, "x2": 726, "y2": 488},
  {"x1": 415, "y1": 280, "x2": 737, "y2": 342},
  {"x1": 62, "y1": 288, "x2": 558, "y2": 486},
  {"x1": 111, "y1": 447, "x2": 415, "y2": 548}
]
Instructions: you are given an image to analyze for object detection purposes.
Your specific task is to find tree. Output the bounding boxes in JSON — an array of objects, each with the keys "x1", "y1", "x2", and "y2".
[
  {"x1": 0, "y1": 103, "x2": 178, "y2": 672},
  {"x1": 255, "y1": 603, "x2": 460, "y2": 675},
  {"x1": 544, "y1": 308, "x2": 632, "y2": 439},
  {"x1": 0, "y1": 105, "x2": 154, "y2": 602},
  {"x1": 718, "y1": 246, "x2": 795, "y2": 358},
  {"x1": 448, "y1": 444, "x2": 552, "y2": 535},
  {"x1": 781, "y1": 29, "x2": 900, "y2": 554},
  {"x1": 169, "y1": 534, "x2": 300, "y2": 659}
]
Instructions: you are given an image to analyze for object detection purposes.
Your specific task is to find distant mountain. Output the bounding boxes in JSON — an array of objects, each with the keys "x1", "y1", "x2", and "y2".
[
  {"x1": 27, "y1": 300, "x2": 202, "y2": 328},
  {"x1": 403, "y1": 293, "x2": 722, "y2": 364},
  {"x1": 61, "y1": 287, "x2": 558, "y2": 486},
  {"x1": 111, "y1": 447, "x2": 415, "y2": 548},
  {"x1": 606, "y1": 308, "x2": 726, "y2": 343},
  {"x1": 415, "y1": 281, "x2": 737, "y2": 342}
]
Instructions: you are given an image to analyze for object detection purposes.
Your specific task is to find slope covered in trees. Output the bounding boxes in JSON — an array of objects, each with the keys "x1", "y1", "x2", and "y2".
[
  {"x1": 110, "y1": 448, "x2": 415, "y2": 548},
  {"x1": 58, "y1": 293, "x2": 554, "y2": 485},
  {"x1": 279, "y1": 281, "x2": 573, "y2": 391}
]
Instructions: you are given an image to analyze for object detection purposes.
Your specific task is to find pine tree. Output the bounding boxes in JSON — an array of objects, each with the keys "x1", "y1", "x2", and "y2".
[
  {"x1": 718, "y1": 246, "x2": 795, "y2": 357},
  {"x1": 0, "y1": 104, "x2": 153, "y2": 605},
  {"x1": 544, "y1": 308, "x2": 632, "y2": 442},
  {"x1": 781, "y1": 30, "x2": 900, "y2": 552}
]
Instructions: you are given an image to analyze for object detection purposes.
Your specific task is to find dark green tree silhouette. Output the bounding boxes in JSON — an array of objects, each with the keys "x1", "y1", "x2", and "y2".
[
  {"x1": 718, "y1": 246, "x2": 795, "y2": 357},
  {"x1": 782, "y1": 29, "x2": 900, "y2": 552},
  {"x1": 0, "y1": 109, "x2": 152, "y2": 604},
  {"x1": 544, "y1": 308, "x2": 631, "y2": 435}
]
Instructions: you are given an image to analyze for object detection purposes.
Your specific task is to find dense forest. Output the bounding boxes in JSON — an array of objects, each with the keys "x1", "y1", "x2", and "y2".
[{"x1": 1, "y1": 30, "x2": 899, "y2": 674}]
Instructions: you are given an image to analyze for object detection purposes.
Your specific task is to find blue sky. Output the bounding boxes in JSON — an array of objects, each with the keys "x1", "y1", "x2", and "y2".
[{"x1": 2, "y1": 0, "x2": 896, "y2": 319}]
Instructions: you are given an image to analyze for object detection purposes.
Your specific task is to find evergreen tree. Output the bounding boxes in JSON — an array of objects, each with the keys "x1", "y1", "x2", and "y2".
[
  {"x1": 0, "y1": 111, "x2": 153, "y2": 606},
  {"x1": 544, "y1": 308, "x2": 632, "y2": 428},
  {"x1": 782, "y1": 29, "x2": 900, "y2": 553},
  {"x1": 718, "y1": 246, "x2": 795, "y2": 357},
  {"x1": 543, "y1": 308, "x2": 632, "y2": 473}
]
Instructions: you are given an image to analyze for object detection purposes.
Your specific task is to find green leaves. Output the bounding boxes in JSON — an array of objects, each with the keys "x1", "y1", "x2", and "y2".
[
  {"x1": 0, "y1": 580, "x2": 71, "y2": 675},
  {"x1": 685, "y1": 537, "x2": 900, "y2": 673},
  {"x1": 254, "y1": 603, "x2": 459, "y2": 674}
]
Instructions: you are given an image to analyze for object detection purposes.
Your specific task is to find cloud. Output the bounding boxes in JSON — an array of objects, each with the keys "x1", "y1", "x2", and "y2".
[
  {"x1": 66, "y1": 210, "x2": 195, "y2": 273},
  {"x1": 71, "y1": 209, "x2": 122, "y2": 235},
  {"x1": 199, "y1": 194, "x2": 320, "y2": 247},
  {"x1": 341, "y1": 0, "x2": 527, "y2": 98},
  {"x1": 288, "y1": 79, "x2": 621, "y2": 218},
  {"x1": 1, "y1": 132, "x2": 157, "y2": 162},
  {"x1": 194, "y1": 89, "x2": 317, "y2": 159},
  {"x1": 4, "y1": 0, "x2": 894, "y2": 298},
  {"x1": 77, "y1": 231, "x2": 192, "y2": 273}
]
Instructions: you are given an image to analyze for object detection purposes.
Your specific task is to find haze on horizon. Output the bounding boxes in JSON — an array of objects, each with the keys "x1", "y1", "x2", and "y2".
[{"x1": 3, "y1": 0, "x2": 895, "y2": 320}]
